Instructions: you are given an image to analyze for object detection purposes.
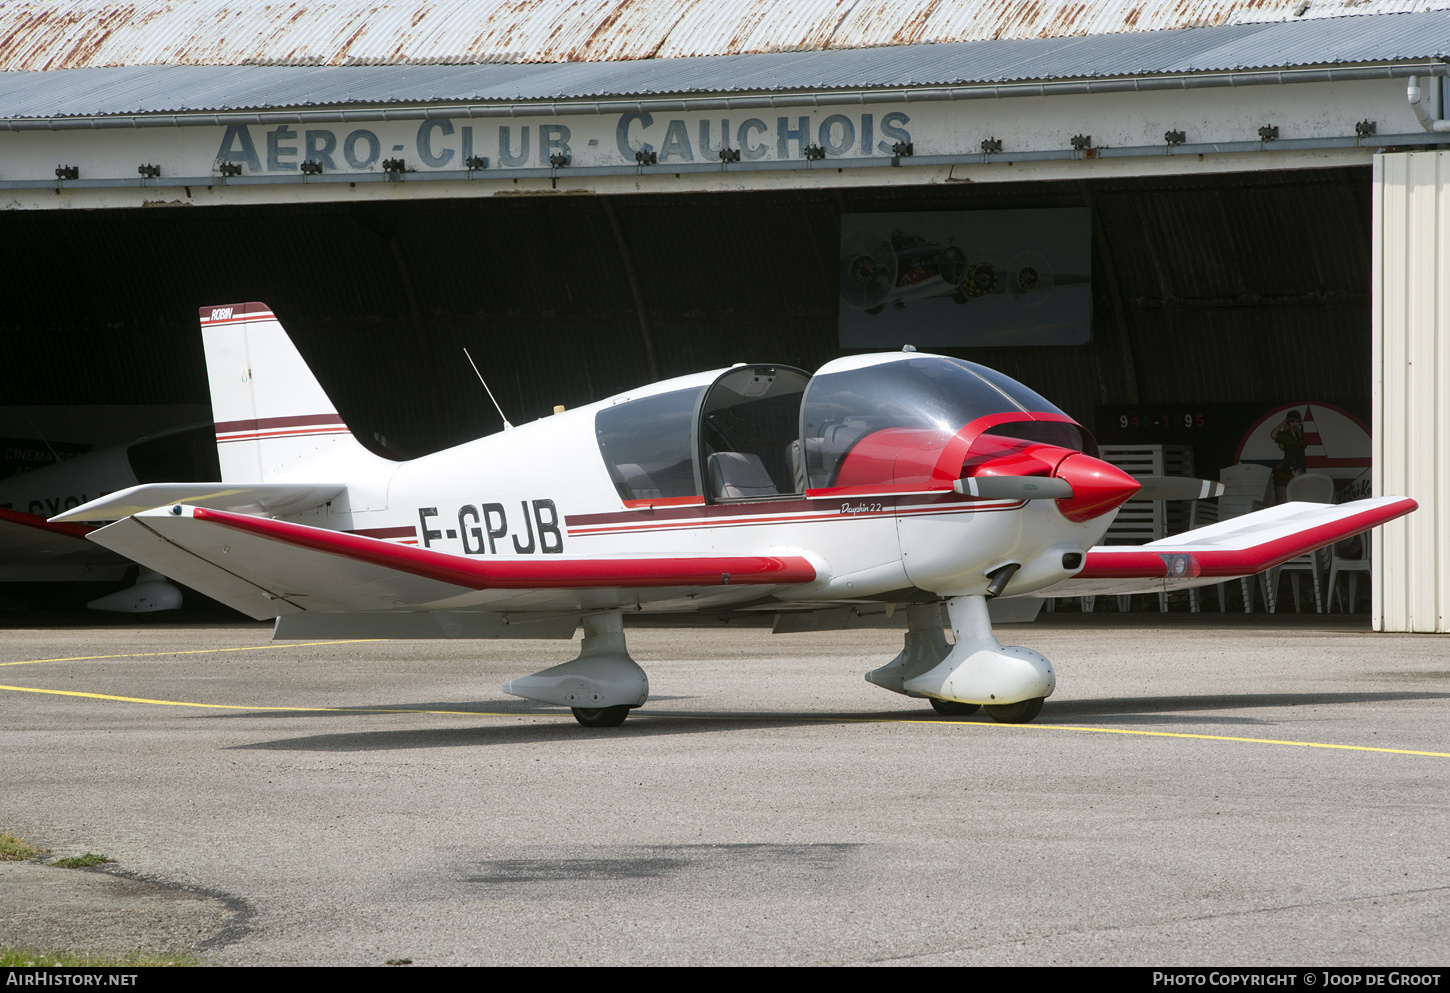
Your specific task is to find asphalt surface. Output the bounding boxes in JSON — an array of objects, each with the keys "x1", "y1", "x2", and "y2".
[{"x1": 2, "y1": 615, "x2": 1448, "y2": 966}]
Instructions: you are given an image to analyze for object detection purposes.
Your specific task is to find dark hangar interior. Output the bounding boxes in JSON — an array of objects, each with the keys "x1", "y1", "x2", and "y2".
[{"x1": 1, "y1": 166, "x2": 1370, "y2": 462}]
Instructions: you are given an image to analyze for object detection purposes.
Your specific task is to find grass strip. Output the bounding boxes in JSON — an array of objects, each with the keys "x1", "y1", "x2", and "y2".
[{"x1": 0, "y1": 832, "x2": 48, "y2": 861}]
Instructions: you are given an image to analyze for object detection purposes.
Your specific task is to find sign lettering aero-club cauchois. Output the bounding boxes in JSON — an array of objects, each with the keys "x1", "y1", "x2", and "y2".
[
  {"x1": 212, "y1": 113, "x2": 913, "y2": 173},
  {"x1": 52, "y1": 303, "x2": 1415, "y2": 728}
]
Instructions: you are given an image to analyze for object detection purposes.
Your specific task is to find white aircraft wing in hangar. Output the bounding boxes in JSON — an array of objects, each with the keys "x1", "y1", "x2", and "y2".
[{"x1": 0, "y1": 506, "x2": 130, "y2": 582}]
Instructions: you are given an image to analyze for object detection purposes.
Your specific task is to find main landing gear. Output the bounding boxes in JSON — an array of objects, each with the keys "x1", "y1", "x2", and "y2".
[
  {"x1": 502, "y1": 610, "x2": 648, "y2": 728},
  {"x1": 865, "y1": 596, "x2": 1054, "y2": 723}
]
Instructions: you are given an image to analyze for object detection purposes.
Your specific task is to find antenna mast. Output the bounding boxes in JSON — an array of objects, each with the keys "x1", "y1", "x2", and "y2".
[{"x1": 463, "y1": 348, "x2": 513, "y2": 430}]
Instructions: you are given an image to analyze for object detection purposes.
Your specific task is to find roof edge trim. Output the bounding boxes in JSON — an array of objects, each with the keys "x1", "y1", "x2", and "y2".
[{"x1": 4, "y1": 61, "x2": 1447, "y2": 130}]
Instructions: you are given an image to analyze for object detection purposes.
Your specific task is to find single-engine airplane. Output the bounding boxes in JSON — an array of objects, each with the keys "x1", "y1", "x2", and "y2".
[{"x1": 55, "y1": 303, "x2": 1416, "y2": 727}]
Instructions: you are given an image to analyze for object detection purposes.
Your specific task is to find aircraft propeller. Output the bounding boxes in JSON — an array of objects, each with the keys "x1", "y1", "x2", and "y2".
[
  {"x1": 1132, "y1": 476, "x2": 1225, "y2": 500},
  {"x1": 952, "y1": 473, "x2": 1223, "y2": 502},
  {"x1": 953, "y1": 476, "x2": 1073, "y2": 499}
]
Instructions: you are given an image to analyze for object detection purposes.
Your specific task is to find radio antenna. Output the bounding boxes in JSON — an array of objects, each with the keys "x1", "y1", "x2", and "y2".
[{"x1": 463, "y1": 348, "x2": 513, "y2": 430}]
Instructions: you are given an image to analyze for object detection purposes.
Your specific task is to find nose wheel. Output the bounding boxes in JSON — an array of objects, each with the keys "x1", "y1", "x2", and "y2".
[
  {"x1": 983, "y1": 697, "x2": 1044, "y2": 724},
  {"x1": 571, "y1": 705, "x2": 631, "y2": 728},
  {"x1": 927, "y1": 697, "x2": 1043, "y2": 722},
  {"x1": 929, "y1": 698, "x2": 981, "y2": 717}
]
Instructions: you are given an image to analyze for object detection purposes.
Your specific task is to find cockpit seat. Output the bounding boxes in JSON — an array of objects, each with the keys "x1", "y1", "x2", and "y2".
[
  {"x1": 615, "y1": 463, "x2": 663, "y2": 500},
  {"x1": 708, "y1": 452, "x2": 779, "y2": 500}
]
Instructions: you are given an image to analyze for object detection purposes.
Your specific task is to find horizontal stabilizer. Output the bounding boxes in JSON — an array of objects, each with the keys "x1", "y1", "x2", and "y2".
[
  {"x1": 1038, "y1": 496, "x2": 1416, "y2": 597},
  {"x1": 51, "y1": 482, "x2": 345, "y2": 523},
  {"x1": 84, "y1": 514, "x2": 307, "y2": 619}
]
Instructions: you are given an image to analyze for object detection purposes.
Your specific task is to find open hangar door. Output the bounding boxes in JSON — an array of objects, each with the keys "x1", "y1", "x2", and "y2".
[
  {"x1": 2, "y1": 166, "x2": 1370, "y2": 455},
  {"x1": 0, "y1": 165, "x2": 1372, "y2": 613}
]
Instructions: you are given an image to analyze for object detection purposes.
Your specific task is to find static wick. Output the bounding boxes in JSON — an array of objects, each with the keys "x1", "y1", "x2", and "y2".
[{"x1": 463, "y1": 347, "x2": 513, "y2": 430}]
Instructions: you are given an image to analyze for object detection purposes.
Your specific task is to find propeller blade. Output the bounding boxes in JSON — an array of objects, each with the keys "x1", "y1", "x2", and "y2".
[
  {"x1": 1134, "y1": 476, "x2": 1225, "y2": 501},
  {"x1": 954, "y1": 476, "x2": 1074, "y2": 500}
]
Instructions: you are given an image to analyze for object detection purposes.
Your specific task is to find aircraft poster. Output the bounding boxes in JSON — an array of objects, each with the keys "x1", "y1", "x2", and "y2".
[{"x1": 838, "y1": 208, "x2": 1092, "y2": 348}]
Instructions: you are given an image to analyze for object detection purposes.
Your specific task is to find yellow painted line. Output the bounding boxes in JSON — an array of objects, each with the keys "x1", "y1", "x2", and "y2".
[
  {"x1": 879, "y1": 718, "x2": 1450, "y2": 759},
  {"x1": 1, "y1": 680, "x2": 1447, "y2": 759},
  {"x1": 0, "y1": 640, "x2": 383, "y2": 667},
  {"x1": 0, "y1": 683, "x2": 529, "y2": 719}
]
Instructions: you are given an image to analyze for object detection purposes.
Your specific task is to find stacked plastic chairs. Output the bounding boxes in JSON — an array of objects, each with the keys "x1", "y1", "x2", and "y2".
[{"x1": 1188, "y1": 464, "x2": 1272, "y2": 613}]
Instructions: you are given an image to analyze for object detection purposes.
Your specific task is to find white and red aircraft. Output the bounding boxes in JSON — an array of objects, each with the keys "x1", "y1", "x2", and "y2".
[{"x1": 55, "y1": 303, "x2": 1416, "y2": 727}]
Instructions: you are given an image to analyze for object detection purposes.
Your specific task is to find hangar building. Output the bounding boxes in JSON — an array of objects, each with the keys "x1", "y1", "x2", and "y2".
[{"x1": 1, "y1": 0, "x2": 1447, "y2": 631}]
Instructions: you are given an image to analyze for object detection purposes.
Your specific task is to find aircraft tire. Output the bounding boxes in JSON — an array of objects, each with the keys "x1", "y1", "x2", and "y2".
[
  {"x1": 929, "y1": 698, "x2": 981, "y2": 717},
  {"x1": 983, "y1": 697, "x2": 1044, "y2": 724},
  {"x1": 571, "y1": 705, "x2": 631, "y2": 728}
]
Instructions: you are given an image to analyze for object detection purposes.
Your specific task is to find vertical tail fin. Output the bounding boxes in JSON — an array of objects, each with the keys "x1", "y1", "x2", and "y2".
[{"x1": 200, "y1": 303, "x2": 373, "y2": 483}]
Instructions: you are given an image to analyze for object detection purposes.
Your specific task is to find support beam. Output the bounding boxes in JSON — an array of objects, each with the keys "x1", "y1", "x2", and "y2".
[{"x1": 600, "y1": 198, "x2": 660, "y2": 382}]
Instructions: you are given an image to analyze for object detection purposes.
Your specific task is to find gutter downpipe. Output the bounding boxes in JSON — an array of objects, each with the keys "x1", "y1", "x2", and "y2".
[{"x1": 1407, "y1": 75, "x2": 1450, "y2": 132}]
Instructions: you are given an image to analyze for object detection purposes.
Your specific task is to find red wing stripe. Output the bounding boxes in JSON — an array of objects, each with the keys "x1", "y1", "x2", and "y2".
[
  {"x1": 1077, "y1": 499, "x2": 1416, "y2": 579},
  {"x1": 189, "y1": 507, "x2": 816, "y2": 589},
  {"x1": 0, "y1": 506, "x2": 95, "y2": 539}
]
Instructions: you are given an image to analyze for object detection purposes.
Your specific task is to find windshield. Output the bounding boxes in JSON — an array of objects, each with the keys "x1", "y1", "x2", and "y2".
[{"x1": 800, "y1": 356, "x2": 1072, "y2": 489}]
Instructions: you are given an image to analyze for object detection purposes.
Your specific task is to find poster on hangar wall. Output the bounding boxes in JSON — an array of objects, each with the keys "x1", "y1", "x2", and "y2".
[{"x1": 838, "y1": 208, "x2": 1092, "y2": 348}]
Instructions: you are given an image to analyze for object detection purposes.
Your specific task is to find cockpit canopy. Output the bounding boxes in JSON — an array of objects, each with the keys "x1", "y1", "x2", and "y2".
[
  {"x1": 594, "y1": 353, "x2": 1090, "y2": 504},
  {"x1": 800, "y1": 355, "x2": 1092, "y2": 490}
]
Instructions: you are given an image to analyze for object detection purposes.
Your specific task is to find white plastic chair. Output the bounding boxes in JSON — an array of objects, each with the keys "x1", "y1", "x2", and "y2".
[
  {"x1": 1214, "y1": 464, "x2": 1273, "y2": 611},
  {"x1": 1262, "y1": 473, "x2": 1335, "y2": 612},
  {"x1": 1187, "y1": 498, "x2": 1226, "y2": 612},
  {"x1": 1328, "y1": 530, "x2": 1372, "y2": 613}
]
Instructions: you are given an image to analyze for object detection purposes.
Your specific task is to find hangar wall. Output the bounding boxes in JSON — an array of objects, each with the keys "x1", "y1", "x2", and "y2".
[{"x1": 1375, "y1": 150, "x2": 1450, "y2": 634}]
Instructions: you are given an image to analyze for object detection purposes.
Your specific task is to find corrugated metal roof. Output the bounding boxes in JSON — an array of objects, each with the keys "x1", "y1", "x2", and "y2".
[
  {"x1": 3, "y1": 9, "x2": 1449, "y2": 119},
  {"x1": 4, "y1": 0, "x2": 1450, "y2": 73}
]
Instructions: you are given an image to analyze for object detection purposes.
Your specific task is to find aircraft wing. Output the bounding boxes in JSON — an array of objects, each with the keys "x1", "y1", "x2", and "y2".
[
  {"x1": 86, "y1": 505, "x2": 819, "y2": 621},
  {"x1": 0, "y1": 507, "x2": 131, "y2": 581},
  {"x1": 1037, "y1": 497, "x2": 1416, "y2": 597},
  {"x1": 52, "y1": 482, "x2": 346, "y2": 523}
]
